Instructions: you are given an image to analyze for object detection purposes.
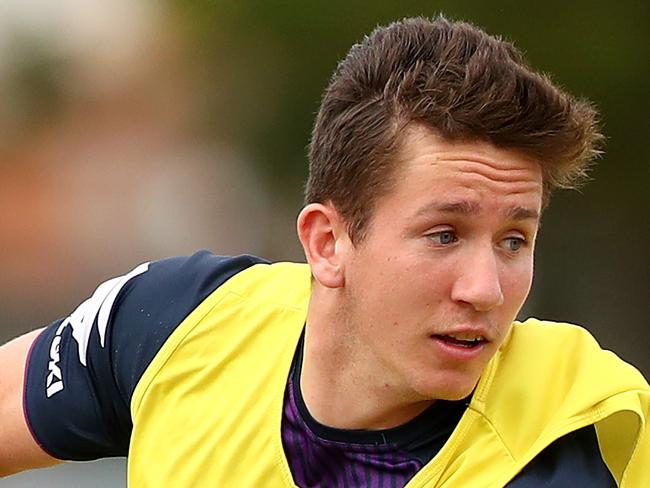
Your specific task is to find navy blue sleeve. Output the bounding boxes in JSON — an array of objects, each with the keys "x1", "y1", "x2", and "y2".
[
  {"x1": 24, "y1": 250, "x2": 267, "y2": 461},
  {"x1": 508, "y1": 425, "x2": 616, "y2": 487}
]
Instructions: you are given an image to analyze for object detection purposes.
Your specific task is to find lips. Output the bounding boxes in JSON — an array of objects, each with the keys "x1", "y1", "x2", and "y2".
[
  {"x1": 429, "y1": 333, "x2": 489, "y2": 361},
  {"x1": 433, "y1": 334, "x2": 485, "y2": 348}
]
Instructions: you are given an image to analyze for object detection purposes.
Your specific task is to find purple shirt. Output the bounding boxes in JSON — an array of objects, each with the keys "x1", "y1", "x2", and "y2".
[{"x1": 281, "y1": 339, "x2": 465, "y2": 487}]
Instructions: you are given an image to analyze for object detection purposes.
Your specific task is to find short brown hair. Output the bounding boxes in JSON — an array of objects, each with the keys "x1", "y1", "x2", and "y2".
[{"x1": 306, "y1": 16, "x2": 603, "y2": 242}]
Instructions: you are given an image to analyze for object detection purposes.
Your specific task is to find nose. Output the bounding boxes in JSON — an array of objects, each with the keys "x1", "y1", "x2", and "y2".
[{"x1": 451, "y1": 245, "x2": 504, "y2": 312}]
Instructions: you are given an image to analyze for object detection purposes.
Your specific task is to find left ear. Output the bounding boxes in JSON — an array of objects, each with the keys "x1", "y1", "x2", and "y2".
[{"x1": 296, "y1": 203, "x2": 350, "y2": 288}]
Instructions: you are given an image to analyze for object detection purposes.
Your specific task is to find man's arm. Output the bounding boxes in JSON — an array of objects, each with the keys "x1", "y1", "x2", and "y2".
[
  {"x1": 1, "y1": 252, "x2": 265, "y2": 478},
  {"x1": 0, "y1": 329, "x2": 60, "y2": 477}
]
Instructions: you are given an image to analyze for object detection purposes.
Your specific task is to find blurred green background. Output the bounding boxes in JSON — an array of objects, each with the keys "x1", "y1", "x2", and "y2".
[{"x1": 2, "y1": 0, "x2": 648, "y2": 485}]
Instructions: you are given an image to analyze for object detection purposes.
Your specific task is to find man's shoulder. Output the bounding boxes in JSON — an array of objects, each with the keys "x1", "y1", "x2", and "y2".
[
  {"x1": 210, "y1": 256, "x2": 311, "y2": 307},
  {"x1": 476, "y1": 318, "x2": 648, "y2": 455},
  {"x1": 143, "y1": 250, "x2": 270, "y2": 291},
  {"x1": 99, "y1": 251, "x2": 274, "y2": 338},
  {"x1": 21, "y1": 250, "x2": 307, "y2": 462},
  {"x1": 147, "y1": 250, "x2": 309, "y2": 294},
  {"x1": 477, "y1": 319, "x2": 649, "y2": 486},
  {"x1": 505, "y1": 319, "x2": 648, "y2": 391},
  {"x1": 127, "y1": 250, "x2": 310, "y2": 312}
]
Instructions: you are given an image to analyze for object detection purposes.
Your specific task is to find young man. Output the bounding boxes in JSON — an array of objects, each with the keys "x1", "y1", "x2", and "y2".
[{"x1": 1, "y1": 16, "x2": 648, "y2": 487}]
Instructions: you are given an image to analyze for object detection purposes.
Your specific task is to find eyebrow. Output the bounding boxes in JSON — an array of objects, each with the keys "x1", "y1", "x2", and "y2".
[
  {"x1": 505, "y1": 205, "x2": 540, "y2": 221},
  {"x1": 416, "y1": 200, "x2": 540, "y2": 222}
]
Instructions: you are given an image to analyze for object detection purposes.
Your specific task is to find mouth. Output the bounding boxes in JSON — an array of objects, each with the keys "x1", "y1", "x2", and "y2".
[
  {"x1": 431, "y1": 334, "x2": 486, "y2": 349},
  {"x1": 429, "y1": 332, "x2": 490, "y2": 361}
]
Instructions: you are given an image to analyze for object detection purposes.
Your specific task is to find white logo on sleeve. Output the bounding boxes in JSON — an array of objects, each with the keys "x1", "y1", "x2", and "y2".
[{"x1": 46, "y1": 262, "x2": 150, "y2": 398}]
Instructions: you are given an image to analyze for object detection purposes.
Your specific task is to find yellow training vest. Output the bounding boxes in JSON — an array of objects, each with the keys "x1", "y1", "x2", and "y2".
[{"x1": 128, "y1": 262, "x2": 649, "y2": 487}]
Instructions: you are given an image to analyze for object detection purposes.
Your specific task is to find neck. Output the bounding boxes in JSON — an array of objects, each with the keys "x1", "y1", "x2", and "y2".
[{"x1": 300, "y1": 287, "x2": 434, "y2": 430}]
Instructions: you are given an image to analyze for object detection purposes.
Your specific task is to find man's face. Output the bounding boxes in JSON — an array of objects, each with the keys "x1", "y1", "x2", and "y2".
[{"x1": 340, "y1": 126, "x2": 543, "y2": 403}]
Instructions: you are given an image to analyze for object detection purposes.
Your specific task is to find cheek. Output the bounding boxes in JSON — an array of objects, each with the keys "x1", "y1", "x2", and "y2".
[
  {"x1": 501, "y1": 261, "x2": 534, "y2": 309},
  {"x1": 358, "y1": 258, "x2": 433, "y2": 319}
]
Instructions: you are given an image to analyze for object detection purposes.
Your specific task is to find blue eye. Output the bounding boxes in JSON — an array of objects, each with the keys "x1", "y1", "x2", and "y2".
[
  {"x1": 504, "y1": 237, "x2": 524, "y2": 251},
  {"x1": 429, "y1": 231, "x2": 457, "y2": 245}
]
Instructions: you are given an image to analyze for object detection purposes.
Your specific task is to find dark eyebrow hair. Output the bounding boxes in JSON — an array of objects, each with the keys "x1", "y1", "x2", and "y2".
[
  {"x1": 416, "y1": 200, "x2": 540, "y2": 222},
  {"x1": 506, "y1": 205, "x2": 540, "y2": 221},
  {"x1": 435, "y1": 200, "x2": 481, "y2": 215}
]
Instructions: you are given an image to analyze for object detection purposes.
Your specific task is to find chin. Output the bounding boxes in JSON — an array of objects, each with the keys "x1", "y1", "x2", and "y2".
[
  {"x1": 435, "y1": 388, "x2": 475, "y2": 402},
  {"x1": 415, "y1": 374, "x2": 479, "y2": 402}
]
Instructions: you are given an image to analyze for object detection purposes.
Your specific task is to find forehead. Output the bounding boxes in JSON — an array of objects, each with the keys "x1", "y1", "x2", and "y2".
[{"x1": 382, "y1": 125, "x2": 544, "y2": 214}]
